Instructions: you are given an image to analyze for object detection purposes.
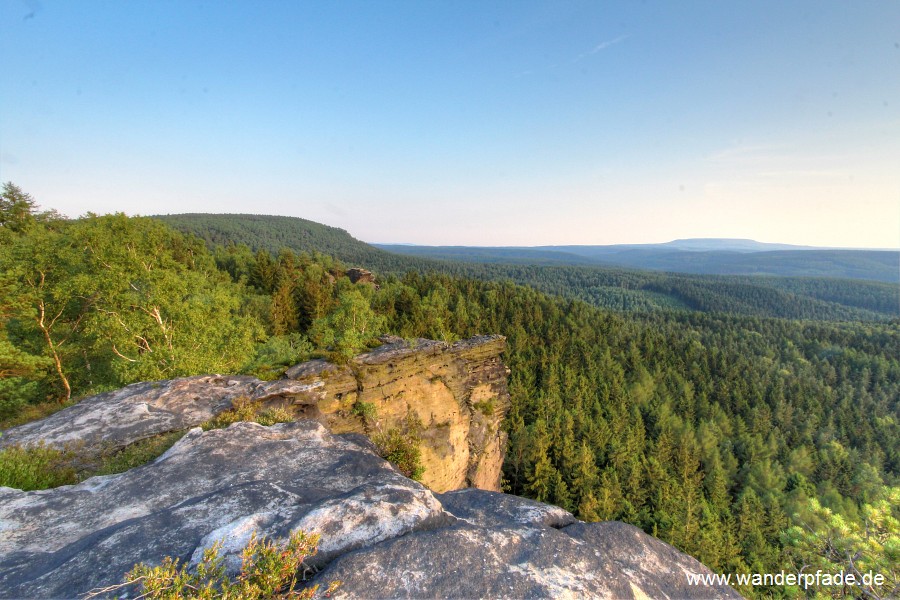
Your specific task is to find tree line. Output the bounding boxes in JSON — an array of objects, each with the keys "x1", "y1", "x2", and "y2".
[{"x1": 3, "y1": 184, "x2": 898, "y2": 598}]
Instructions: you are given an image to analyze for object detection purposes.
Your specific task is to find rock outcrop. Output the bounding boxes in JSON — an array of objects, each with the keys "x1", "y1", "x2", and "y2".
[
  {"x1": 0, "y1": 335, "x2": 510, "y2": 492},
  {"x1": 324, "y1": 489, "x2": 741, "y2": 599},
  {"x1": 287, "y1": 335, "x2": 510, "y2": 492},
  {"x1": 0, "y1": 421, "x2": 740, "y2": 599},
  {"x1": 345, "y1": 267, "x2": 376, "y2": 284}
]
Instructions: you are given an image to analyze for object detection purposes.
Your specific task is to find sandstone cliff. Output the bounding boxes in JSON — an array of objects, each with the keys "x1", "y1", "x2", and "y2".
[
  {"x1": 285, "y1": 334, "x2": 510, "y2": 492},
  {"x1": 0, "y1": 335, "x2": 510, "y2": 493}
]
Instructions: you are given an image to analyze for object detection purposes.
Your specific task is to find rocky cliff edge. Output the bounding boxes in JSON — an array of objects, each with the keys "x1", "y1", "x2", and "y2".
[
  {"x1": 0, "y1": 335, "x2": 510, "y2": 493},
  {"x1": 1, "y1": 420, "x2": 739, "y2": 599},
  {"x1": 0, "y1": 335, "x2": 740, "y2": 599}
]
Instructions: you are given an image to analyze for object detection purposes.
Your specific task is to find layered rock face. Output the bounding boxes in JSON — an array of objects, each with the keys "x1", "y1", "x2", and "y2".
[
  {"x1": 287, "y1": 335, "x2": 510, "y2": 492},
  {"x1": 1, "y1": 335, "x2": 510, "y2": 492},
  {"x1": 0, "y1": 421, "x2": 740, "y2": 599}
]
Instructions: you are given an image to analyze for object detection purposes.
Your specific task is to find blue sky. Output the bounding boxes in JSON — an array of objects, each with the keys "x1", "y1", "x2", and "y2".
[{"x1": 2, "y1": 1, "x2": 898, "y2": 247}]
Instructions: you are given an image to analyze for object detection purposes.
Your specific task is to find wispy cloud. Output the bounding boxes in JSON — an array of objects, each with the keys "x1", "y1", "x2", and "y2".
[
  {"x1": 574, "y1": 35, "x2": 628, "y2": 62},
  {"x1": 516, "y1": 34, "x2": 627, "y2": 78},
  {"x1": 589, "y1": 35, "x2": 629, "y2": 54}
]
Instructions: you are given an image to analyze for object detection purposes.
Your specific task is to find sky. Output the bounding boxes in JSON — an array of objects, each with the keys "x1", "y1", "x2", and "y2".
[{"x1": 2, "y1": 1, "x2": 899, "y2": 248}]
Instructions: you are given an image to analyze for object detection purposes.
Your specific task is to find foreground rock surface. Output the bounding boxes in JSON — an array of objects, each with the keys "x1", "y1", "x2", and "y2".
[
  {"x1": 1, "y1": 422, "x2": 739, "y2": 599},
  {"x1": 0, "y1": 421, "x2": 448, "y2": 598},
  {"x1": 322, "y1": 489, "x2": 737, "y2": 599},
  {"x1": 0, "y1": 335, "x2": 510, "y2": 492}
]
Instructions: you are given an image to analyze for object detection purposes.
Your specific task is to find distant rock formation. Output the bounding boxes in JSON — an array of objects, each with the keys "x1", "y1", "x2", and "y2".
[
  {"x1": 0, "y1": 421, "x2": 740, "y2": 599},
  {"x1": 1, "y1": 335, "x2": 510, "y2": 492},
  {"x1": 346, "y1": 267, "x2": 376, "y2": 284}
]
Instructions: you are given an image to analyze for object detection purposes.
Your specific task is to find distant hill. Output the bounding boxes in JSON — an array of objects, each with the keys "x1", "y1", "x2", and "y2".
[
  {"x1": 379, "y1": 241, "x2": 899, "y2": 283},
  {"x1": 153, "y1": 213, "x2": 424, "y2": 273},
  {"x1": 155, "y1": 214, "x2": 898, "y2": 321},
  {"x1": 658, "y1": 238, "x2": 816, "y2": 252},
  {"x1": 546, "y1": 238, "x2": 817, "y2": 253}
]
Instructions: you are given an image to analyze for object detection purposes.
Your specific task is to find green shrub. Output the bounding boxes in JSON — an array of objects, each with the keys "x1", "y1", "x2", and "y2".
[
  {"x1": 0, "y1": 443, "x2": 78, "y2": 490},
  {"x1": 254, "y1": 406, "x2": 295, "y2": 427},
  {"x1": 0, "y1": 432, "x2": 189, "y2": 491},
  {"x1": 473, "y1": 398, "x2": 495, "y2": 417},
  {"x1": 202, "y1": 397, "x2": 294, "y2": 431},
  {"x1": 309, "y1": 288, "x2": 385, "y2": 359},
  {"x1": 0, "y1": 398, "x2": 294, "y2": 492},
  {"x1": 372, "y1": 413, "x2": 425, "y2": 481},
  {"x1": 242, "y1": 333, "x2": 313, "y2": 380},
  {"x1": 351, "y1": 400, "x2": 378, "y2": 428},
  {"x1": 86, "y1": 529, "x2": 342, "y2": 600},
  {"x1": 0, "y1": 400, "x2": 69, "y2": 430}
]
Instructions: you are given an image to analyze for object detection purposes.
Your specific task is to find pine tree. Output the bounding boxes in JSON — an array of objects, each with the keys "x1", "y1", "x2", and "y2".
[
  {"x1": 271, "y1": 282, "x2": 299, "y2": 336},
  {"x1": 526, "y1": 454, "x2": 556, "y2": 504}
]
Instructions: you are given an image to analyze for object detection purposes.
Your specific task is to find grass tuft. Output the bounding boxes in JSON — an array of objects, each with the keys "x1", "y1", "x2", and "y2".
[{"x1": 0, "y1": 443, "x2": 78, "y2": 490}]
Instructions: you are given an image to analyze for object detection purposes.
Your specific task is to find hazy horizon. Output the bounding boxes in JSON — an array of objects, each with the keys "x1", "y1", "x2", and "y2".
[
  {"x1": 3, "y1": 1, "x2": 899, "y2": 249},
  {"x1": 370, "y1": 239, "x2": 900, "y2": 251},
  {"x1": 159, "y1": 211, "x2": 900, "y2": 250}
]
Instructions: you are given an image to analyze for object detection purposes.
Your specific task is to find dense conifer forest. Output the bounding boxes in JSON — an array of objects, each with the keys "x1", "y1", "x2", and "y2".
[{"x1": 4, "y1": 186, "x2": 899, "y2": 598}]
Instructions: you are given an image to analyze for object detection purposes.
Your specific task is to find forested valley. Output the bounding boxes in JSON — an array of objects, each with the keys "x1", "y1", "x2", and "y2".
[{"x1": 3, "y1": 185, "x2": 899, "y2": 598}]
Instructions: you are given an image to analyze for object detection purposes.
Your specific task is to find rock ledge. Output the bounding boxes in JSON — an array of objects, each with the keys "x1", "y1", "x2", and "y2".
[{"x1": 0, "y1": 421, "x2": 740, "y2": 599}]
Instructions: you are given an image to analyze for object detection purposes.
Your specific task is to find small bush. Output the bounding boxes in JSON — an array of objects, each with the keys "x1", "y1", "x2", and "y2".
[
  {"x1": 0, "y1": 443, "x2": 78, "y2": 490},
  {"x1": 86, "y1": 529, "x2": 342, "y2": 600},
  {"x1": 255, "y1": 406, "x2": 295, "y2": 427},
  {"x1": 0, "y1": 432, "x2": 190, "y2": 491},
  {"x1": 242, "y1": 334, "x2": 313, "y2": 380},
  {"x1": 202, "y1": 397, "x2": 294, "y2": 431},
  {"x1": 0, "y1": 398, "x2": 295, "y2": 491},
  {"x1": 0, "y1": 378, "x2": 39, "y2": 421},
  {"x1": 0, "y1": 399, "x2": 70, "y2": 430},
  {"x1": 90, "y1": 431, "x2": 186, "y2": 476},
  {"x1": 351, "y1": 400, "x2": 378, "y2": 428},
  {"x1": 372, "y1": 413, "x2": 425, "y2": 481},
  {"x1": 473, "y1": 398, "x2": 495, "y2": 417}
]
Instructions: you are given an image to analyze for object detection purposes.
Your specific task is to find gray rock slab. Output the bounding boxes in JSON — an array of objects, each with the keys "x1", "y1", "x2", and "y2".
[
  {"x1": 0, "y1": 375, "x2": 321, "y2": 453},
  {"x1": 0, "y1": 421, "x2": 449, "y2": 599},
  {"x1": 438, "y1": 488, "x2": 577, "y2": 530},
  {"x1": 313, "y1": 492, "x2": 742, "y2": 599}
]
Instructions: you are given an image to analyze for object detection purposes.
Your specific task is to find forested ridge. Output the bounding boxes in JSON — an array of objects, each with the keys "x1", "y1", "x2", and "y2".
[
  {"x1": 4, "y1": 186, "x2": 899, "y2": 598},
  {"x1": 156, "y1": 213, "x2": 899, "y2": 323},
  {"x1": 380, "y1": 243, "x2": 900, "y2": 283}
]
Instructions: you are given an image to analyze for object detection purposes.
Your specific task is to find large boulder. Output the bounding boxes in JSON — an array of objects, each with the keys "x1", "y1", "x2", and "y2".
[
  {"x1": 315, "y1": 488, "x2": 742, "y2": 599},
  {"x1": 1, "y1": 422, "x2": 739, "y2": 599},
  {"x1": 0, "y1": 375, "x2": 317, "y2": 451},
  {"x1": 0, "y1": 421, "x2": 449, "y2": 598}
]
